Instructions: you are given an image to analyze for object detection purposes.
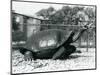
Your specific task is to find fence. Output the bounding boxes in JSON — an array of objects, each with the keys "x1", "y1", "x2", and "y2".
[
  {"x1": 12, "y1": 23, "x2": 96, "y2": 49},
  {"x1": 38, "y1": 24, "x2": 96, "y2": 48}
]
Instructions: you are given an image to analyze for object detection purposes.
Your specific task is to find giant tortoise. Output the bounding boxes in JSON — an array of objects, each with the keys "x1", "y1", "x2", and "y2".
[{"x1": 18, "y1": 24, "x2": 92, "y2": 60}]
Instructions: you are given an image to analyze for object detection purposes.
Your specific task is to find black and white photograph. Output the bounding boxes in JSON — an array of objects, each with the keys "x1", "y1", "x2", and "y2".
[{"x1": 11, "y1": 0, "x2": 96, "y2": 74}]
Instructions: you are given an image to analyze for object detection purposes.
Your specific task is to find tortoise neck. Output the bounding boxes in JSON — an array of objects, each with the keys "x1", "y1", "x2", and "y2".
[{"x1": 72, "y1": 28, "x2": 87, "y2": 43}]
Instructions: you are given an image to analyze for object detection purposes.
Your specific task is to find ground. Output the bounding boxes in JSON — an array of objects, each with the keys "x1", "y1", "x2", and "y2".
[{"x1": 12, "y1": 48, "x2": 96, "y2": 74}]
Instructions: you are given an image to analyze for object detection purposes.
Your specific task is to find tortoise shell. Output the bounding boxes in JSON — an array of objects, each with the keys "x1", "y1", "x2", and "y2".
[{"x1": 23, "y1": 29, "x2": 73, "y2": 53}]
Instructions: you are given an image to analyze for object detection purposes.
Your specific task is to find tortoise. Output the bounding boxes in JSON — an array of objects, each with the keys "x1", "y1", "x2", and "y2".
[{"x1": 19, "y1": 24, "x2": 92, "y2": 60}]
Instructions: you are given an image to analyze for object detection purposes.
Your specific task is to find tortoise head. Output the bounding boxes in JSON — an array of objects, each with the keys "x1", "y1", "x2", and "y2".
[{"x1": 82, "y1": 22, "x2": 94, "y2": 29}]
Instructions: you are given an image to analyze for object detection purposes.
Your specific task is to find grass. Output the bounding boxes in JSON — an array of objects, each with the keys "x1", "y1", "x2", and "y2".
[{"x1": 12, "y1": 48, "x2": 96, "y2": 74}]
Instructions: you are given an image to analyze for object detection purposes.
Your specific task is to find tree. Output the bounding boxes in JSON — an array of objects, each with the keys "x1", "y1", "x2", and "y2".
[
  {"x1": 36, "y1": 6, "x2": 94, "y2": 25},
  {"x1": 49, "y1": 6, "x2": 72, "y2": 24},
  {"x1": 60, "y1": 6, "x2": 84, "y2": 25},
  {"x1": 84, "y1": 7, "x2": 95, "y2": 21},
  {"x1": 49, "y1": 10, "x2": 65, "y2": 24},
  {"x1": 36, "y1": 7, "x2": 55, "y2": 19}
]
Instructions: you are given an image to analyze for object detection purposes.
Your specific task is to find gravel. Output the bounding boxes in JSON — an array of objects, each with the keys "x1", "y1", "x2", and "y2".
[{"x1": 12, "y1": 48, "x2": 96, "y2": 74}]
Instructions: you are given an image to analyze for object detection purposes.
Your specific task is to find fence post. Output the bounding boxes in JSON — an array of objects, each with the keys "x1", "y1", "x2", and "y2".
[
  {"x1": 79, "y1": 28, "x2": 81, "y2": 48},
  {"x1": 23, "y1": 16, "x2": 28, "y2": 40},
  {"x1": 87, "y1": 30, "x2": 89, "y2": 52}
]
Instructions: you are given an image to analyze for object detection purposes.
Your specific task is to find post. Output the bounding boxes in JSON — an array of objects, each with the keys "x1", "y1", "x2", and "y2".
[
  {"x1": 23, "y1": 16, "x2": 28, "y2": 40},
  {"x1": 78, "y1": 28, "x2": 81, "y2": 48},
  {"x1": 87, "y1": 30, "x2": 88, "y2": 52}
]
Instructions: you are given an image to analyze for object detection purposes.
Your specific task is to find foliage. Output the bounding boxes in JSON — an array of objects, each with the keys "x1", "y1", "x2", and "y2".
[
  {"x1": 84, "y1": 7, "x2": 95, "y2": 20},
  {"x1": 36, "y1": 6, "x2": 95, "y2": 25},
  {"x1": 36, "y1": 7, "x2": 55, "y2": 19}
]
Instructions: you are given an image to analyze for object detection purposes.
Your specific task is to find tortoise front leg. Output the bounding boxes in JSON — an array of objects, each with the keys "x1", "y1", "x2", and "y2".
[
  {"x1": 52, "y1": 45, "x2": 76, "y2": 60},
  {"x1": 52, "y1": 47, "x2": 65, "y2": 60},
  {"x1": 62, "y1": 45, "x2": 76, "y2": 58}
]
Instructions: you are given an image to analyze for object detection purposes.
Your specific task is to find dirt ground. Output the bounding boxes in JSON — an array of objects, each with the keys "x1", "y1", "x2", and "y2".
[{"x1": 12, "y1": 48, "x2": 96, "y2": 74}]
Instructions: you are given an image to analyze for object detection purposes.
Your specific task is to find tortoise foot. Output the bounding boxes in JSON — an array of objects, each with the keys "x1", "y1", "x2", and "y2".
[
  {"x1": 24, "y1": 51, "x2": 34, "y2": 61},
  {"x1": 64, "y1": 45, "x2": 76, "y2": 56}
]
